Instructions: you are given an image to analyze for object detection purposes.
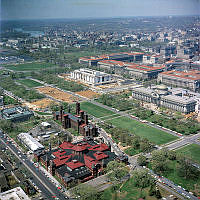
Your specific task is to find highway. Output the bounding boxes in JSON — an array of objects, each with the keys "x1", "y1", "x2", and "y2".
[
  {"x1": 0, "y1": 131, "x2": 69, "y2": 200},
  {"x1": 99, "y1": 126, "x2": 199, "y2": 200}
]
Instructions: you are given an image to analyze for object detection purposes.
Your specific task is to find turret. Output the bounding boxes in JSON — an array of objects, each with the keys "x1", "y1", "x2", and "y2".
[{"x1": 76, "y1": 102, "x2": 80, "y2": 115}]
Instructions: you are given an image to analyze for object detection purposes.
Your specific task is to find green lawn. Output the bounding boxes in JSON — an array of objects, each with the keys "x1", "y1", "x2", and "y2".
[
  {"x1": 34, "y1": 111, "x2": 51, "y2": 115},
  {"x1": 124, "y1": 147, "x2": 141, "y2": 156},
  {"x1": 176, "y1": 144, "x2": 200, "y2": 165},
  {"x1": 106, "y1": 117, "x2": 178, "y2": 145},
  {"x1": 100, "y1": 114, "x2": 120, "y2": 120},
  {"x1": 3, "y1": 95, "x2": 19, "y2": 105},
  {"x1": 163, "y1": 160, "x2": 200, "y2": 191},
  {"x1": 6, "y1": 62, "x2": 55, "y2": 71},
  {"x1": 16, "y1": 79, "x2": 43, "y2": 88},
  {"x1": 80, "y1": 102, "x2": 115, "y2": 118},
  {"x1": 101, "y1": 179, "x2": 171, "y2": 200}
]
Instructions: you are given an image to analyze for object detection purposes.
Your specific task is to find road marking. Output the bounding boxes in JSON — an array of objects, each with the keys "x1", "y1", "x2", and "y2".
[{"x1": 1, "y1": 139, "x2": 55, "y2": 196}]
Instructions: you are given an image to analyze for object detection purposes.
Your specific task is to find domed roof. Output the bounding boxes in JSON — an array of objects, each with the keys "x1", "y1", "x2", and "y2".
[{"x1": 156, "y1": 84, "x2": 168, "y2": 90}]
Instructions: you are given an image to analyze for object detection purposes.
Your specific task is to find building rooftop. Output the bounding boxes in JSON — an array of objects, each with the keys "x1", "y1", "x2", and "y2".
[
  {"x1": 18, "y1": 133, "x2": 44, "y2": 152},
  {"x1": 161, "y1": 95, "x2": 197, "y2": 104},
  {"x1": 0, "y1": 187, "x2": 31, "y2": 200},
  {"x1": 0, "y1": 106, "x2": 33, "y2": 122},
  {"x1": 160, "y1": 70, "x2": 200, "y2": 81}
]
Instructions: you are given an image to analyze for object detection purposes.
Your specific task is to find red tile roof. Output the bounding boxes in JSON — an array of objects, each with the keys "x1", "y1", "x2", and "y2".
[
  {"x1": 59, "y1": 141, "x2": 74, "y2": 150},
  {"x1": 53, "y1": 150, "x2": 66, "y2": 158},
  {"x1": 72, "y1": 143, "x2": 88, "y2": 152},
  {"x1": 93, "y1": 152, "x2": 108, "y2": 161},
  {"x1": 84, "y1": 154, "x2": 99, "y2": 170},
  {"x1": 160, "y1": 70, "x2": 200, "y2": 81},
  {"x1": 53, "y1": 156, "x2": 71, "y2": 167},
  {"x1": 88, "y1": 143, "x2": 109, "y2": 152},
  {"x1": 65, "y1": 160, "x2": 85, "y2": 170}
]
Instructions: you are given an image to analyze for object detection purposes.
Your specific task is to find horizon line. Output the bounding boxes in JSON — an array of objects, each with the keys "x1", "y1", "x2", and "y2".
[{"x1": 1, "y1": 14, "x2": 200, "y2": 22}]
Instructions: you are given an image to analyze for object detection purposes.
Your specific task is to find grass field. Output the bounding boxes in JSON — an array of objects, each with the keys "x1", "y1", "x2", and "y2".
[
  {"x1": 124, "y1": 147, "x2": 141, "y2": 156},
  {"x1": 6, "y1": 62, "x2": 55, "y2": 71},
  {"x1": 3, "y1": 96, "x2": 19, "y2": 105},
  {"x1": 101, "y1": 179, "x2": 172, "y2": 200},
  {"x1": 16, "y1": 79, "x2": 43, "y2": 88},
  {"x1": 163, "y1": 160, "x2": 200, "y2": 191},
  {"x1": 80, "y1": 102, "x2": 177, "y2": 145},
  {"x1": 106, "y1": 116, "x2": 178, "y2": 145},
  {"x1": 80, "y1": 102, "x2": 115, "y2": 118},
  {"x1": 176, "y1": 144, "x2": 200, "y2": 164}
]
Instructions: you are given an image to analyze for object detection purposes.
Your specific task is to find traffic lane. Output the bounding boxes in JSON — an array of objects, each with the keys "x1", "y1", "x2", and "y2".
[
  {"x1": 149, "y1": 170, "x2": 198, "y2": 200},
  {"x1": 8, "y1": 143, "x2": 67, "y2": 200},
  {"x1": 157, "y1": 182, "x2": 185, "y2": 200},
  {"x1": 4, "y1": 140, "x2": 60, "y2": 199},
  {"x1": 0, "y1": 137, "x2": 56, "y2": 199},
  {"x1": 0, "y1": 136, "x2": 68, "y2": 200},
  {"x1": 160, "y1": 177, "x2": 198, "y2": 200}
]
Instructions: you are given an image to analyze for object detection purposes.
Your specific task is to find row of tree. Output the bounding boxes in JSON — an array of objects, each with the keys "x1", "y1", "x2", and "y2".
[
  {"x1": 0, "y1": 77, "x2": 44, "y2": 101},
  {"x1": 103, "y1": 126, "x2": 154, "y2": 154},
  {"x1": 98, "y1": 93, "x2": 133, "y2": 111},
  {"x1": 30, "y1": 71, "x2": 86, "y2": 92},
  {"x1": 133, "y1": 107, "x2": 200, "y2": 135},
  {"x1": 138, "y1": 148, "x2": 199, "y2": 181}
]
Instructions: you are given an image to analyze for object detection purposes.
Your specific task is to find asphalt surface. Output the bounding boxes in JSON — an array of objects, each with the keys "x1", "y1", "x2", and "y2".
[
  {"x1": 99, "y1": 126, "x2": 199, "y2": 200},
  {"x1": 0, "y1": 131, "x2": 69, "y2": 200}
]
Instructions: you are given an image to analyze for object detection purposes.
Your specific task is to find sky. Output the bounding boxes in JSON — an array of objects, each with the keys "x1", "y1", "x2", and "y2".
[{"x1": 1, "y1": 0, "x2": 200, "y2": 20}]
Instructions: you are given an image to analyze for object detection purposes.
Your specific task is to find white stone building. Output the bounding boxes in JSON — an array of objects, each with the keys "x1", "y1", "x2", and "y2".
[
  {"x1": 0, "y1": 187, "x2": 31, "y2": 200},
  {"x1": 132, "y1": 85, "x2": 197, "y2": 114},
  {"x1": 17, "y1": 133, "x2": 44, "y2": 153},
  {"x1": 70, "y1": 68, "x2": 114, "y2": 86}
]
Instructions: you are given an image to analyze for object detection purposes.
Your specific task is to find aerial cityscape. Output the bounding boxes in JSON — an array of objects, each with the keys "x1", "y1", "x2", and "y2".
[{"x1": 0, "y1": 0, "x2": 200, "y2": 200}]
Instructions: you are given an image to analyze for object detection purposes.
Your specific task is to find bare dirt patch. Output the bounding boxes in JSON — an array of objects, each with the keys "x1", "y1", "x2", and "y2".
[
  {"x1": 37, "y1": 87, "x2": 79, "y2": 103},
  {"x1": 76, "y1": 90, "x2": 99, "y2": 99}
]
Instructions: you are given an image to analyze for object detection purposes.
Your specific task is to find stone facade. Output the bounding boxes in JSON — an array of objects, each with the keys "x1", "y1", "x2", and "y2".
[
  {"x1": 132, "y1": 86, "x2": 197, "y2": 114},
  {"x1": 71, "y1": 68, "x2": 114, "y2": 86},
  {"x1": 158, "y1": 70, "x2": 200, "y2": 92}
]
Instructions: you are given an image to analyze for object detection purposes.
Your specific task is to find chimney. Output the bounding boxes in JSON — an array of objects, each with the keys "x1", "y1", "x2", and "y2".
[
  {"x1": 63, "y1": 114, "x2": 68, "y2": 129},
  {"x1": 76, "y1": 102, "x2": 80, "y2": 115},
  {"x1": 60, "y1": 105, "x2": 63, "y2": 122},
  {"x1": 68, "y1": 105, "x2": 71, "y2": 113},
  {"x1": 84, "y1": 113, "x2": 88, "y2": 125},
  {"x1": 80, "y1": 110, "x2": 84, "y2": 120}
]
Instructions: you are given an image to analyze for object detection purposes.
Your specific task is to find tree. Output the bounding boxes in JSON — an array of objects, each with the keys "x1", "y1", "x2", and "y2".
[
  {"x1": 49, "y1": 102, "x2": 59, "y2": 112},
  {"x1": 131, "y1": 135, "x2": 141, "y2": 149},
  {"x1": 0, "y1": 119, "x2": 14, "y2": 133},
  {"x1": 72, "y1": 184, "x2": 99, "y2": 200},
  {"x1": 132, "y1": 169, "x2": 155, "y2": 192},
  {"x1": 149, "y1": 184, "x2": 156, "y2": 196},
  {"x1": 137, "y1": 155, "x2": 147, "y2": 166},
  {"x1": 155, "y1": 189, "x2": 162, "y2": 199},
  {"x1": 176, "y1": 154, "x2": 199, "y2": 180},
  {"x1": 151, "y1": 149, "x2": 169, "y2": 174},
  {"x1": 106, "y1": 161, "x2": 129, "y2": 183},
  {"x1": 140, "y1": 138, "x2": 154, "y2": 153}
]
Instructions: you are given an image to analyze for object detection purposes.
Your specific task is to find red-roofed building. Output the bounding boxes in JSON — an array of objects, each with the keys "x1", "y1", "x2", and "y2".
[
  {"x1": 53, "y1": 156, "x2": 71, "y2": 167},
  {"x1": 88, "y1": 143, "x2": 110, "y2": 152},
  {"x1": 53, "y1": 103, "x2": 98, "y2": 137},
  {"x1": 158, "y1": 70, "x2": 200, "y2": 92},
  {"x1": 65, "y1": 160, "x2": 85, "y2": 170},
  {"x1": 38, "y1": 138, "x2": 119, "y2": 187},
  {"x1": 59, "y1": 141, "x2": 74, "y2": 150},
  {"x1": 93, "y1": 152, "x2": 108, "y2": 161}
]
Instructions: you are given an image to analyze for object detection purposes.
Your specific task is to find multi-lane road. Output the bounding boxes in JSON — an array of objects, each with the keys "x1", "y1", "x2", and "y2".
[
  {"x1": 99, "y1": 126, "x2": 199, "y2": 200},
  {"x1": 0, "y1": 131, "x2": 70, "y2": 200}
]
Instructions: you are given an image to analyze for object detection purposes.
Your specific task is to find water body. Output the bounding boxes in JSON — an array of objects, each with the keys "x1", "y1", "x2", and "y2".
[{"x1": 14, "y1": 28, "x2": 44, "y2": 37}]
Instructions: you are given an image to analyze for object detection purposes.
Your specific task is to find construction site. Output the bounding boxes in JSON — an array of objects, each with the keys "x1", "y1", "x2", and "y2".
[{"x1": 37, "y1": 87, "x2": 79, "y2": 103}]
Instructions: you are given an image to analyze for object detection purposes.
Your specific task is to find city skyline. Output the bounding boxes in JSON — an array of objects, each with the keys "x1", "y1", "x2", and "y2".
[{"x1": 1, "y1": 0, "x2": 200, "y2": 20}]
